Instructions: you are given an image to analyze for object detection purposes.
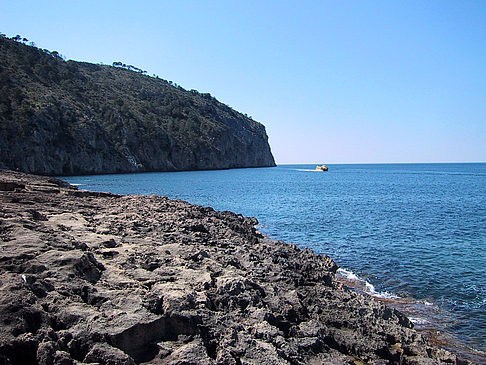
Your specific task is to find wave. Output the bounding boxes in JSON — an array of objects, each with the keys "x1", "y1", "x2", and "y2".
[
  {"x1": 336, "y1": 267, "x2": 486, "y2": 362},
  {"x1": 336, "y1": 268, "x2": 400, "y2": 299},
  {"x1": 409, "y1": 317, "x2": 430, "y2": 325}
]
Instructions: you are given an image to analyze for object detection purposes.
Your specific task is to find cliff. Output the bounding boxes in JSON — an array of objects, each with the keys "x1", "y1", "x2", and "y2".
[
  {"x1": 0, "y1": 36, "x2": 275, "y2": 175},
  {"x1": 0, "y1": 170, "x2": 467, "y2": 364}
]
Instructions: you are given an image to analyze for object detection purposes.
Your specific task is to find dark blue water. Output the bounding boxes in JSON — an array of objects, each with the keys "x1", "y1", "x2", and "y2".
[{"x1": 62, "y1": 163, "x2": 486, "y2": 356}]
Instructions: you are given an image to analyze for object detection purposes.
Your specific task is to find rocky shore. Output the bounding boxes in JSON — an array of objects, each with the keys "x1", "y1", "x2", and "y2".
[{"x1": 0, "y1": 170, "x2": 470, "y2": 364}]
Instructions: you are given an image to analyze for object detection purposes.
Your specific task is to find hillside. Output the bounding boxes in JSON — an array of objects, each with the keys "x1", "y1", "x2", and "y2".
[{"x1": 0, "y1": 35, "x2": 275, "y2": 175}]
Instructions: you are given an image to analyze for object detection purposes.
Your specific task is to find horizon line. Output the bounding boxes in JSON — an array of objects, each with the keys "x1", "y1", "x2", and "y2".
[{"x1": 275, "y1": 161, "x2": 486, "y2": 165}]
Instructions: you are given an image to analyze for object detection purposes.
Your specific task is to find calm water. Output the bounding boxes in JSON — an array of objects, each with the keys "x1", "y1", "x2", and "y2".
[{"x1": 62, "y1": 163, "x2": 486, "y2": 357}]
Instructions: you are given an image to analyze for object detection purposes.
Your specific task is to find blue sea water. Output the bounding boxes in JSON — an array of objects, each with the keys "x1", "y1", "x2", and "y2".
[{"x1": 62, "y1": 163, "x2": 486, "y2": 357}]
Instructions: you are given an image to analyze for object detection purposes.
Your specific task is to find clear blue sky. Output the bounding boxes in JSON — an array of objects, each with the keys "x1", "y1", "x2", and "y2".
[{"x1": 2, "y1": 1, "x2": 485, "y2": 163}]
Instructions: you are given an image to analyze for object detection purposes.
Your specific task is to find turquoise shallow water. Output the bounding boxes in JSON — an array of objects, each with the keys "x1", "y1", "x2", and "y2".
[{"x1": 62, "y1": 163, "x2": 486, "y2": 356}]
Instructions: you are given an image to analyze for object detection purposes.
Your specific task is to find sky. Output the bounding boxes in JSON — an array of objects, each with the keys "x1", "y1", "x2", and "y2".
[{"x1": 1, "y1": 1, "x2": 485, "y2": 164}]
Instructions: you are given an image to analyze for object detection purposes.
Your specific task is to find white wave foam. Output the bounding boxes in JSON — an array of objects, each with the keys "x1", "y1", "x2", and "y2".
[
  {"x1": 409, "y1": 317, "x2": 429, "y2": 325},
  {"x1": 337, "y1": 268, "x2": 359, "y2": 281},
  {"x1": 294, "y1": 169, "x2": 320, "y2": 172},
  {"x1": 365, "y1": 281, "x2": 375, "y2": 293},
  {"x1": 70, "y1": 183, "x2": 84, "y2": 186},
  {"x1": 337, "y1": 268, "x2": 400, "y2": 299},
  {"x1": 370, "y1": 288, "x2": 400, "y2": 300}
]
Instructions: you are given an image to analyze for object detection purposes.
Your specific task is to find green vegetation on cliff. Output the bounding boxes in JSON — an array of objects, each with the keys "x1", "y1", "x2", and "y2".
[{"x1": 0, "y1": 34, "x2": 275, "y2": 175}]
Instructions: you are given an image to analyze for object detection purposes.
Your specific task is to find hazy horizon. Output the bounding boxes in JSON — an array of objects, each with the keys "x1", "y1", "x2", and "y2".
[{"x1": 2, "y1": 1, "x2": 485, "y2": 165}]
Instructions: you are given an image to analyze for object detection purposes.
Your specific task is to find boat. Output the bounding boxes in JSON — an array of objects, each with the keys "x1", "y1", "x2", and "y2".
[{"x1": 315, "y1": 164, "x2": 328, "y2": 171}]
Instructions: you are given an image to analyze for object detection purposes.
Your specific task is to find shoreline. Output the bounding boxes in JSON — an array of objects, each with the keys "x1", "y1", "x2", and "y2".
[
  {"x1": 0, "y1": 169, "x2": 474, "y2": 364},
  {"x1": 334, "y1": 267, "x2": 486, "y2": 364},
  {"x1": 29, "y1": 164, "x2": 277, "y2": 178}
]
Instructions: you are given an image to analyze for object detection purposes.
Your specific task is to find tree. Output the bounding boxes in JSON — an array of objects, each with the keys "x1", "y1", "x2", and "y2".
[{"x1": 51, "y1": 51, "x2": 64, "y2": 60}]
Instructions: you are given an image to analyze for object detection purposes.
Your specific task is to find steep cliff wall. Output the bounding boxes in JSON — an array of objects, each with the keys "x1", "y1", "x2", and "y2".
[{"x1": 0, "y1": 36, "x2": 275, "y2": 175}]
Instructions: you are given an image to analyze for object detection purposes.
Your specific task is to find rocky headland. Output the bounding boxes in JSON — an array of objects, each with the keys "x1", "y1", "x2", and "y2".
[
  {"x1": 0, "y1": 35, "x2": 275, "y2": 175},
  {"x1": 0, "y1": 170, "x2": 470, "y2": 364}
]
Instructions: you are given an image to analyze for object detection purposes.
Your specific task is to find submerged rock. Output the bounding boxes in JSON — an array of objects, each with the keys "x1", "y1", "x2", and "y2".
[{"x1": 0, "y1": 170, "x2": 470, "y2": 364}]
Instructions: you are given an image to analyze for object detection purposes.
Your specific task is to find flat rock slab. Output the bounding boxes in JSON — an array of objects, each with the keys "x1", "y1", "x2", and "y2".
[{"x1": 0, "y1": 170, "x2": 468, "y2": 364}]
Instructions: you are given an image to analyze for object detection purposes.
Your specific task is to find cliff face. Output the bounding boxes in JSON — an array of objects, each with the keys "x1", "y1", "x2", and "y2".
[
  {"x1": 0, "y1": 36, "x2": 275, "y2": 175},
  {"x1": 0, "y1": 170, "x2": 464, "y2": 364}
]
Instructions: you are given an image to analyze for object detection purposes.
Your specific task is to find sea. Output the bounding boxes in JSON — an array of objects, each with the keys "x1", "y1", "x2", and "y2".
[{"x1": 62, "y1": 163, "x2": 486, "y2": 362}]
